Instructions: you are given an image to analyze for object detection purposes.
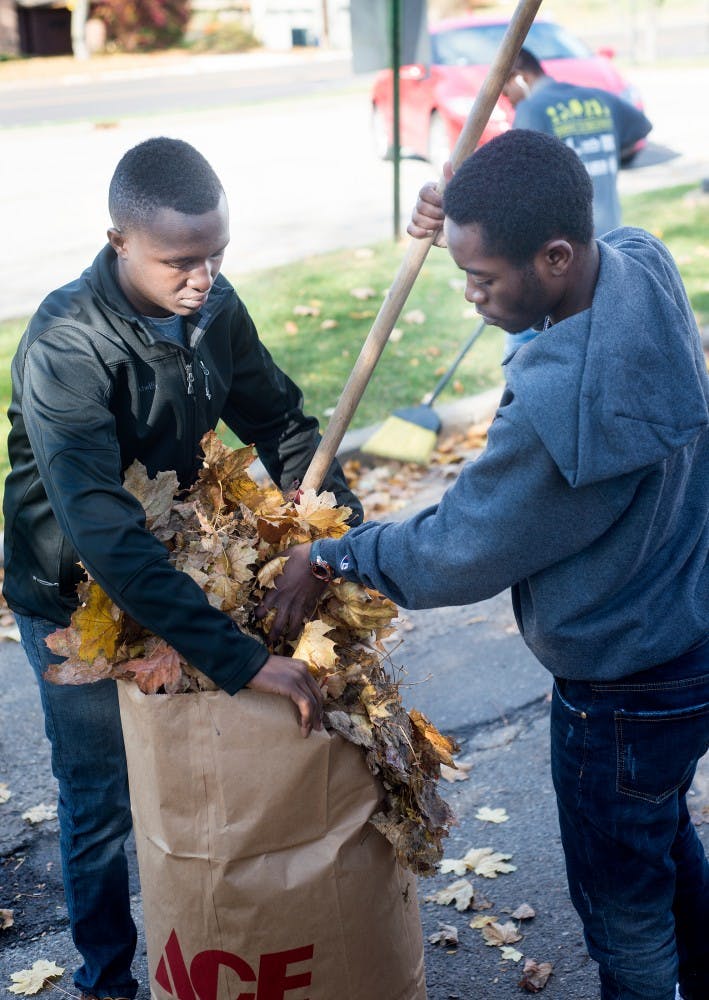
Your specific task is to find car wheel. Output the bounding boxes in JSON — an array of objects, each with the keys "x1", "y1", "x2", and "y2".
[
  {"x1": 428, "y1": 111, "x2": 451, "y2": 173},
  {"x1": 372, "y1": 104, "x2": 393, "y2": 161}
]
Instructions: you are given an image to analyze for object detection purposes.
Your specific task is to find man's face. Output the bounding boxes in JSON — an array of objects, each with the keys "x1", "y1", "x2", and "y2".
[
  {"x1": 108, "y1": 192, "x2": 230, "y2": 317},
  {"x1": 502, "y1": 71, "x2": 529, "y2": 108},
  {"x1": 444, "y1": 219, "x2": 556, "y2": 334}
]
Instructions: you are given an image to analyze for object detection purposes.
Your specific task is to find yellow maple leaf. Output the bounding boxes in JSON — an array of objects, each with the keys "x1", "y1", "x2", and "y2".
[
  {"x1": 72, "y1": 583, "x2": 123, "y2": 663},
  {"x1": 410, "y1": 709, "x2": 458, "y2": 768},
  {"x1": 293, "y1": 620, "x2": 338, "y2": 676},
  {"x1": 294, "y1": 488, "x2": 352, "y2": 537},
  {"x1": 7, "y1": 960, "x2": 64, "y2": 995},
  {"x1": 257, "y1": 556, "x2": 288, "y2": 589}
]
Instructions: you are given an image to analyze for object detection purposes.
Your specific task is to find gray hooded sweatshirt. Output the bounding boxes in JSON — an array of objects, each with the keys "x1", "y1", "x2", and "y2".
[{"x1": 313, "y1": 229, "x2": 709, "y2": 680}]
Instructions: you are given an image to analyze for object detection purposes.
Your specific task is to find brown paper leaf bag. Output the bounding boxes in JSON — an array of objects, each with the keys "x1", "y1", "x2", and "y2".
[{"x1": 118, "y1": 683, "x2": 427, "y2": 1000}]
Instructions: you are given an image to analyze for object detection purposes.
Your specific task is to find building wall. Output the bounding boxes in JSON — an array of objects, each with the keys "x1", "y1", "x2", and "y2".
[{"x1": 0, "y1": 0, "x2": 20, "y2": 55}]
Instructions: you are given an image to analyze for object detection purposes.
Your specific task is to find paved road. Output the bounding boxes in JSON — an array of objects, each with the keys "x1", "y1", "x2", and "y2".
[
  {"x1": 0, "y1": 51, "x2": 356, "y2": 128},
  {"x1": 1, "y1": 62, "x2": 708, "y2": 323}
]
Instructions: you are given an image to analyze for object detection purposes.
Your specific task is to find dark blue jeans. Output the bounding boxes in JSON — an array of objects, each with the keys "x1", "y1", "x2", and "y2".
[
  {"x1": 551, "y1": 639, "x2": 709, "y2": 1000},
  {"x1": 17, "y1": 613, "x2": 138, "y2": 999}
]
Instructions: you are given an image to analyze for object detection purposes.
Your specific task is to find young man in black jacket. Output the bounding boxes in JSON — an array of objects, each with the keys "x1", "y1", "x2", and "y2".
[{"x1": 2, "y1": 137, "x2": 362, "y2": 1000}]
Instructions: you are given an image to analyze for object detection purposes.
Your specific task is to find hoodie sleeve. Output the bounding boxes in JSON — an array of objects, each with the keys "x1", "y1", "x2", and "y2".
[{"x1": 312, "y1": 400, "x2": 636, "y2": 609}]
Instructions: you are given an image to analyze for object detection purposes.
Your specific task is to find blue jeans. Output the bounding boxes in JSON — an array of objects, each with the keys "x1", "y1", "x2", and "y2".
[
  {"x1": 551, "y1": 639, "x2": 709, "y2": 1000},
  {"x1": 17, "y1": 613, "x2": 138, "y2": 999}
]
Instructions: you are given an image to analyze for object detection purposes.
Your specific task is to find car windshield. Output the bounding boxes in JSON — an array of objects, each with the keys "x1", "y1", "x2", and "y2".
[{"x1": 431, "y1": 21, "x2": 592, "y2": 66}]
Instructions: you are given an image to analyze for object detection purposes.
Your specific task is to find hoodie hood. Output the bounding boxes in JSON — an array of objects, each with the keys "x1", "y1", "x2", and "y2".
[{"x1": 506, "y1": 228, "x2": 709, "y2": 487}]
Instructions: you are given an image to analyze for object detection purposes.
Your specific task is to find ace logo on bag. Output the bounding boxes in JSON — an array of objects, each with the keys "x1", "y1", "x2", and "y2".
[{"x1": 156, "y1": 929, "x2": 314, "y2": 1000}]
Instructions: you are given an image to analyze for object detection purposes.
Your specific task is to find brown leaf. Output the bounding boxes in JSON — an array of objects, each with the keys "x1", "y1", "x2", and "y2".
[
  {"x1": 429, "y1": 923, "x2": 458, "y2": 946},
  {"x1": 1, "y1": 909, "x2": 15, "y2": 930},
  {"x1": 123, "y1": 462, "x2": 178, "y2": 530},
  {"x1": 481, "y1": 920, "x2": 522, "y2": 947},
  {"x1": 122, "y1": 638, "x2": 183, "y2": 694},
  {"x1": 519, "y1": 959, "x2": 554, "y2": 992},
  {"x1": 511, "y1": 903, "x2": 536, "y2": 921}
]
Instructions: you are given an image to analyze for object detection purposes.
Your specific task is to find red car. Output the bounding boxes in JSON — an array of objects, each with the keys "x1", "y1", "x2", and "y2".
[{"x1": 371, "y1": 16, "x2": 646, "y2": 169}]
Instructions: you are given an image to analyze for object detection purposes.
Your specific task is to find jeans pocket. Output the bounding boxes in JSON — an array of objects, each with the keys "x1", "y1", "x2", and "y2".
[{"x1": 615, "y1": 701, "x2": 709, "y2": 804}]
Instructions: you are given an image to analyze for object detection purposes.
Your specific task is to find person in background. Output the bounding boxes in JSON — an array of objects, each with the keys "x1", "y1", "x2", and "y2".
[
  {"x1": 499, "y1": 46, "x2": 652, "y2": 355},
  {"x1": 262, "y1": 129, "x2": 709, "y2": 1000},
  {"x1": 3, "y1": 137, "x2": 362, "y2": 1000}
]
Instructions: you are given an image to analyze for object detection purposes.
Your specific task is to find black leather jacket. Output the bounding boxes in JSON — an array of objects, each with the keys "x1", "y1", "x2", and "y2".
[{"x1": 3, "y1": 245, "x2": 362, "y2": 693}]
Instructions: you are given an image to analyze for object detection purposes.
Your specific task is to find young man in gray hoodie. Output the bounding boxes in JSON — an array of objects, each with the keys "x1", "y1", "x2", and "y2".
[{"x1": 261, "y1": 130, "x2": 709, "y2": 1000}]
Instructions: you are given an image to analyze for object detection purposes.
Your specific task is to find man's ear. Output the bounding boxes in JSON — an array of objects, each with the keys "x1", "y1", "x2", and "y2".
[
  {"x1": 107, "y1": 227, "x2": 127, "y2": 257},
  {"x1": 540, "y1": 239, "x2": 574, "y2": 277}
]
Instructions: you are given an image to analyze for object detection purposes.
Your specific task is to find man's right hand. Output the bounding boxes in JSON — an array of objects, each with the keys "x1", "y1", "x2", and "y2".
[
  {"x1": 407, "y1": 162, "x2": 453, "y2": 246},
  {"x1": 246, "y1": 653, "x2": 323, "y2": 738}
]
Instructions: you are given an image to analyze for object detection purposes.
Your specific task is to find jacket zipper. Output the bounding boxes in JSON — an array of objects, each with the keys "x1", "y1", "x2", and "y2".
[{"x1": 199, "y1": 359, "x2": 212, "y2": 401}]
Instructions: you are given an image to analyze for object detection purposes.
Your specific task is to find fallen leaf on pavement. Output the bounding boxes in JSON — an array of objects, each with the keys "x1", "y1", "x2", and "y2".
[
  {"x1": 7, "y1": 960, "x2": 65, "y2": 995},
  {"x1": 500, "y1": 946, "x2": 524, "y2": 962},
  {"x1": 519, "y1": 958, "x2": 554, "y2": 992},
  {"x1": 481, "y1": 921, "x2": 522, "y2": 947},
  {"x1": 1, "y1": 909, "x2": 14, "y2": 930},
  {"x1": 426, "y1": 878, "x2": 475, "y2": 911},
  {"x1": 440, "y1": 762, "x2": 471, "y2": 782},
  {"x1": 21, "y1": 804, "x2": 57, "y2": 825},
  {"x1": 440, "y1": 846, "x2": 516, "y2": 879},
  {"x1": 428, "y1": 923, "x2": 459, "y2": 947},
  {"x1": 475, "y1": 806, "x2": 509, "y2": 824},
  {"x1": 469, "y1": 914, "x2": 497, "y2": 929},
  {"x1": 511, "y1": 903, "x2": 536, "y2": 921},
  {"x1": 0, "y1": 783, "x2": 11, "y2": 804}
]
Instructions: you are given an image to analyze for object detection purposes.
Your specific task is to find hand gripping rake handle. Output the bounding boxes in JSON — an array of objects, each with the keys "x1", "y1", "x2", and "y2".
[{"x1": 301, "y1": 0, "x2": 544, "y2": 493}]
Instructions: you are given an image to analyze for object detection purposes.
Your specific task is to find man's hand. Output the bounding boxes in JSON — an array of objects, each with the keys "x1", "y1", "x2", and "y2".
[
  {"x1": 246, "y1": 653, "x2": 323, "y2": 738},
  {"x1": 406, "y1": 162, "x2": 453, "y2": 246},
  {"x1": 255, "y1": 543, "x2": 323, "y2": 643}
]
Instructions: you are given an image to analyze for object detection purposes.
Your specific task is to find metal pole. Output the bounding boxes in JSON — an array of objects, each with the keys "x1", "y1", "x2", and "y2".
[{"x1": 391, "y1": 0, "x2": 402, "y2": 240}]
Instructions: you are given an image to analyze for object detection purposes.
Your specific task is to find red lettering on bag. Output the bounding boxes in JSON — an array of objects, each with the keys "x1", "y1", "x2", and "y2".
[
  {"x1": 154, "y1": 932, "x2": 314, "y2": 1000},
  {"x1": 156, "y1": 929, "x2": 198, "y2": 1000},
  {"x1": 256, "y1": 945, "x2": 314, "y2": 1000},
  {"x1": 190, "y1": 950, "x2": 256, "y2": 1000}
]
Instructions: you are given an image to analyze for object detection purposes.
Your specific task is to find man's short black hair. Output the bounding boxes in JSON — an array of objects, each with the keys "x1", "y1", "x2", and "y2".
[
  {"x1": 443, "y1": 130, "x2": 594, "y2": 263},
  {"x1": 515, "y1": 47, "x2": 544, "y2": 76},
  {"x1": 109, "y1": 137, "x2": 224, "y2": 232}
]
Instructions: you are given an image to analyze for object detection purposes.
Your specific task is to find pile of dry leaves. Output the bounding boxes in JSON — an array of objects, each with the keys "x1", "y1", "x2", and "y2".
[{"x1": 44, "y1": 431, "x2": 456, "y2": 875}]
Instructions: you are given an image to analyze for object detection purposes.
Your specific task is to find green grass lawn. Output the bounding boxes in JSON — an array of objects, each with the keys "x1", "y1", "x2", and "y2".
[{"x1": 1, "y1": 183, "x2": 707, "y2": 505}]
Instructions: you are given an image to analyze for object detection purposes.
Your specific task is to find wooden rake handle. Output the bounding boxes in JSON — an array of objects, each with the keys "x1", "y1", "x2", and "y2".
[{"x1": 301, "y1": 0, "x2": 545, "y2": 493}]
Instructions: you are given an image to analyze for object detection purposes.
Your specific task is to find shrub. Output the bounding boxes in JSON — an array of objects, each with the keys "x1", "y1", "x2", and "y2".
[
  {"x1": 187, "y1": 18, "x2": 260, "y2": 54},
  {"x1": 92, "y1": 0, "x2": 191, "y2": 52}
]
